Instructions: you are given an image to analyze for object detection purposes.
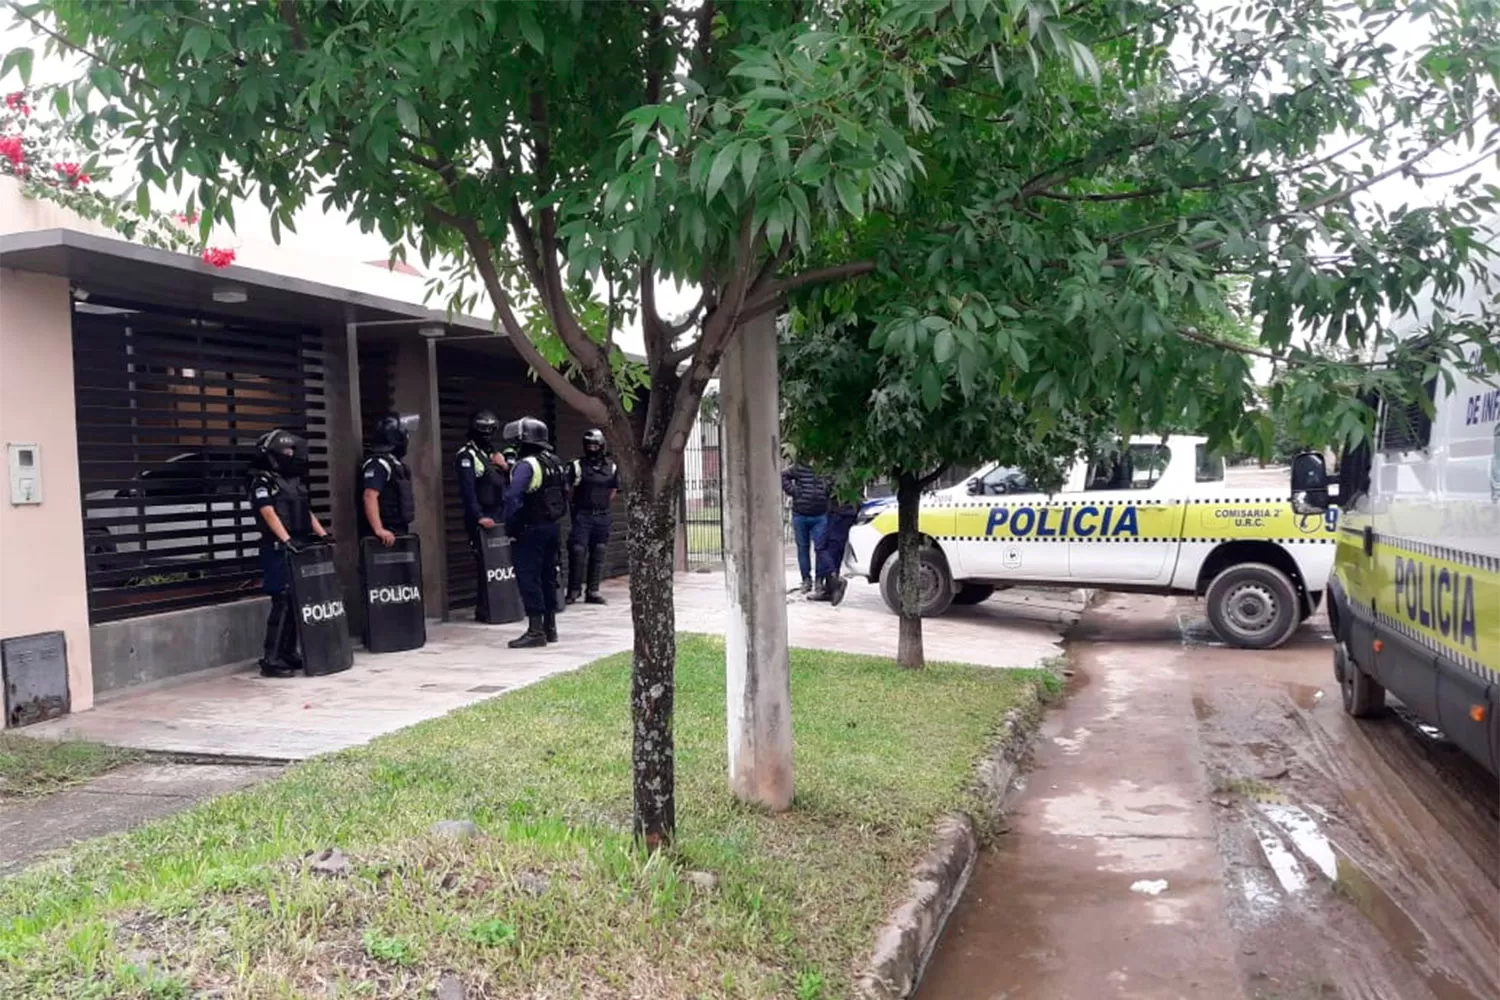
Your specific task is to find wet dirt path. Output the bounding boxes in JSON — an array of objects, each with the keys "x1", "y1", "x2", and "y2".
[{"x1": 917, "y1": 593, "x2": 1499, "y2": 1000}]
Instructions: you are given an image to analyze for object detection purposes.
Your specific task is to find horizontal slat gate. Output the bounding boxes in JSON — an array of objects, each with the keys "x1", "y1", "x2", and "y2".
[{"x1": 73, "y1": 302, "x2": 329, "y2": 623}]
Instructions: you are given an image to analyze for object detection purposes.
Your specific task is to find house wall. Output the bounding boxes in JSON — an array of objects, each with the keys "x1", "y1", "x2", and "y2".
[{"x1": 0, "y1": 268, "x2": 94, "y2": 716}]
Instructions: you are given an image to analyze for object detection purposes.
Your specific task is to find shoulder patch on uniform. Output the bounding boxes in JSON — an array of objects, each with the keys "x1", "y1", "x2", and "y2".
[
  {"x1": 254, "y1": 486, "x2": 271, "y2": 500},
  {"x1": 459, "y1": 458, "x2": 472, "y2": 469},
  {"x1": 364, "y1": 467, "x2": 378, "y2": 480}
]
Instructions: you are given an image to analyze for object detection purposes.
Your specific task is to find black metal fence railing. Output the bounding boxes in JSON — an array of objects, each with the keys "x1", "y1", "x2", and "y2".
[
  {"x1": 72, "y1": 300, "x2": 328, "y2": 623},
  {"x1": 681, "y1": 418, "x2": 723, "y2": 567}
]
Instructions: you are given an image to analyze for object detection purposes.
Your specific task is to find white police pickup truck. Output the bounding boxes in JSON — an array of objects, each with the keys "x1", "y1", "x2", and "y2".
[{"x1": 846, "y1": 435, "x2": 1338, "y2": 648}]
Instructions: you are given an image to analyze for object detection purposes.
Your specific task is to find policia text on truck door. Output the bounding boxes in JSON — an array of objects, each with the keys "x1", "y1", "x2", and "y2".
[{"x1": 1291, "y1": 360, "x2": 1499, "y2": 777}]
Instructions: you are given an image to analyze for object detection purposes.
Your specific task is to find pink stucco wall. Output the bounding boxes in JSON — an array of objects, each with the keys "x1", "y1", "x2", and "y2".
[{"x1": 0, "y1": 267, "x2": 93, "y2": 713}]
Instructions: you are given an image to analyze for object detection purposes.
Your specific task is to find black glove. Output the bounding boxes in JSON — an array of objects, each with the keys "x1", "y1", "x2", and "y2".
[{"x1": 279, "y1": 538, "x2": 303, "y2": 554}]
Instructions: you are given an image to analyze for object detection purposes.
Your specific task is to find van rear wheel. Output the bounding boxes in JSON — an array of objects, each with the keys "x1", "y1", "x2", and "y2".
[
  {"x1": 879, "y1": 548, "x2": 954, "y2": 618},
  {"x1": 1335, "y1": 642, "x2": 1385, "y2": 717},
  {"x1": 1205, "y1": 563, "x2": 1300, "y2": 649}
]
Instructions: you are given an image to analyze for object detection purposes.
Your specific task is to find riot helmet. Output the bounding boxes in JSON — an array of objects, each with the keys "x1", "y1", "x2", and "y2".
[
  {"x1": 468, "y1": 410, "x2": 499, "y2": 448},
  {"x1": 502, "y1": 416, "x2": 552, "y2": 453},
  {"x1": 582, "y1": 427, "x2": 606, "y2": 458},
  {"x1": 373, "y1": 413, "x2": 418, "y2": 459},
  {"x1": 256, "y1": 428, "x2": 308, "y2": 477}
]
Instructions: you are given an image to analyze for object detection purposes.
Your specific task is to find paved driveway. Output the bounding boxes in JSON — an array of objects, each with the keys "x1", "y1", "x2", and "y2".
[{"x1": 25, "y1": 566, "x2": 1082, "y2": 760}]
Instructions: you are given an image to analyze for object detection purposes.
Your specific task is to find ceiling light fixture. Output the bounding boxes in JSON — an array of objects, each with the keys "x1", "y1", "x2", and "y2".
[
  {"x1": 417, "y1": 324, "x2": 446, "y2": 338},
  {"x1": 212, "y1": 285, "x2": 248, "y2": 304}
]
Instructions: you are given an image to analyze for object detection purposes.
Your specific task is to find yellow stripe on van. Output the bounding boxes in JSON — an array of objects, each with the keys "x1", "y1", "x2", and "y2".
[
  {"x1": 1336, "y1": 529, "x2": 1500, "y2": 676},
  {"x1": 869, "y1": 499, "x2": 1338, "y2": 544}
]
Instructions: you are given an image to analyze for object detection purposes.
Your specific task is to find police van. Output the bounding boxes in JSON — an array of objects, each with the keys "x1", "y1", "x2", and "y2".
[
  {"x1": 845, "y1": 435, "x2": 1338, "y2": 649},
  {"x1": 1291, "y1": 354, "x2": 1499, "y2": 775}
]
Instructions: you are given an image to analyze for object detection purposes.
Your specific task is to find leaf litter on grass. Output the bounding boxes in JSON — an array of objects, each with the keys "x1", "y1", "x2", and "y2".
[{"x1": 0, "y1": 635, "x2": 1050, "y2": 999}]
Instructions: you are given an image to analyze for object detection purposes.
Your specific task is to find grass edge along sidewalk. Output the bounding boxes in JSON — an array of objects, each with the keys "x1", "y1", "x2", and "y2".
[
  {"x1": 0, "y1": 733, "x2": 141, "y2": 798},
  {"x1": 0, "y1": 635, "x2": 1054, "y2": 1000}
]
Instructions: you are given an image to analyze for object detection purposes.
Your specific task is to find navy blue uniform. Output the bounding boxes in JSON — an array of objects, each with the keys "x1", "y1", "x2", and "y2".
[
  {"x1": 359, "y1": 453, "x2": 414, "y2": 537},
  {"x1": 816, "y1": 501, "x2": 859, "y2": 580},
  {"x1": 505, "y1": 454, "x2": 568, "y2": 615},
  {"x1": 567, "y1": 455, "x2": 619, "y2": 601},
  {"x1": 249, "y1": 469, "x2": 317, "y2": 670}
]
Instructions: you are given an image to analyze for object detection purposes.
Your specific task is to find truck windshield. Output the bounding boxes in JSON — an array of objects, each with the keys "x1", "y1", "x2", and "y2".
[{"x1": 1195, "y1": 444, "x2": 1225, "y2": 483}]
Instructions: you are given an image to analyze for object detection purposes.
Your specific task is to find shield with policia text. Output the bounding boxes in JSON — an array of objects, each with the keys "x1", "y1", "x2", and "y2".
[
  {"x1": 477, "y1": 525, "x2": 525, "y2": 624},
  {"x1": 288, "y1": 543, "x2": 354, "y2": 676},
  {"x1": 361, "y1": 535, "x2": 426, "y2": 653}
]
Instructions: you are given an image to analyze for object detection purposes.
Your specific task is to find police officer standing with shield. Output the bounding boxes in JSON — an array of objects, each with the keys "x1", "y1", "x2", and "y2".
[
  {"x1": 249, "y1": 429, "x2": 330, "y2": 678},
  {"x1": 360, "y1": 414, "x2": 416, "y2": 545},
  {"x1": 456, "y1": 410, "x2": 508, "y2": 616},
  {"x1": 501, "y1": 416, "x2": 568, "y2": 647},
  {"x1": 566, "y1": 428, "x2": 619, "y2": 605}
]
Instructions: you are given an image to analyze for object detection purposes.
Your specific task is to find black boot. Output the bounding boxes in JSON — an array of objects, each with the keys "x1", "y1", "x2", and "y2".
[
  {"x1": 809, "y1": 577, "x2": 830, "y2": 601},
  {"x1": 259, "y1": 595, "x2": 298, "y2": 677},
  {"x1": 801, "y1": 577, "x2": 813, "y2": 594},
  {"x1": 828, "y1": 576, "x2": 848, "y2": 606},
  {"x1": 543, "y1": 612, "x2": 558, "y2": 643},
  {"x1": 508, "y1": 615, "x2": 548, "y2": 649},
  {"x1": 584, "y1": 544, "x2": 608, "y2": 604}
]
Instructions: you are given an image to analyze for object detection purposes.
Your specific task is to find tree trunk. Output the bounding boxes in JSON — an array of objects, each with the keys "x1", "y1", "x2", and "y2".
[
  {"x1": 894, "y1": 470, "x2": 924, "y2": 670},
  {"x1": 625, "y1": 484, "x2": 678, "y2": 849}
]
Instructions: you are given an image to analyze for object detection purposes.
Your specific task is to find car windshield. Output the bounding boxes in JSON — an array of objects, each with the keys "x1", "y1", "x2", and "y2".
[{"x1": 973, "y1": 466, "x2": 1035, "y2": 495}]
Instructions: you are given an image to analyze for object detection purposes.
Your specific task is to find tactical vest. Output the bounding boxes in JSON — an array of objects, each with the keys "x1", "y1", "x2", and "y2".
[
  {"x1": 362, "y1": 453, "x2": 415, "y2": 530},
  {"x1": 521, "y1": 452, "x2": 569, "y2": 524},
  {"x1": 254, "y1": 470, "x2": 311, "y2": 543},
  {"x1": 572, "y1": 457, "x2": 616, "y2": 514},
  {"x1": 459, "y1": 440, "x2": 505, "y2": 510}
]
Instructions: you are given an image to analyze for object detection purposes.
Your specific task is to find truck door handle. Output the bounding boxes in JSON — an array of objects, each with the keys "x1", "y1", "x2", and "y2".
[{"x1": 1363, "y1": 525, "x2": 1374, "y2": 557}]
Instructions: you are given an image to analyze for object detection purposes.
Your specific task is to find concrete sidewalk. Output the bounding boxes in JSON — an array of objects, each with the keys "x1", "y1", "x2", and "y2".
[{"x1": 23, "y1": 568, "x2": 1083, "y2": 761}]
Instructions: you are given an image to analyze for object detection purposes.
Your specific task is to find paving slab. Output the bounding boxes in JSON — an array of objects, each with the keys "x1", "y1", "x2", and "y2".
[
  {"x1": 21, "y1": 565, "x2": 1081, "y2": 761},
  {"x1": 0, "y1": 762, "x2": 282, "y2": 874}
]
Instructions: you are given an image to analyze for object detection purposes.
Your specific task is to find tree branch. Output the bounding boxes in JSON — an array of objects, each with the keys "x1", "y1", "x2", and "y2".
[
  {"x1": 739, "y1": 259, "x2": 878, "y2": 319},
  {"x1": 917, "y1": 463, "x2": 951, "y2": 489}
]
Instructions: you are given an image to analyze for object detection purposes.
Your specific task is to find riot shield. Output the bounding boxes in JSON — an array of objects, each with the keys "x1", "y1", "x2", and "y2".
[
  {"x1": 361, "y1": 535, "x2": 426, "y2": 653},
  {"x1": 476, "y1": 525, "x2": 525, "y2": 624},
  {"x1": 288, "y1": 543, "x2": 353, "y2": 676}
]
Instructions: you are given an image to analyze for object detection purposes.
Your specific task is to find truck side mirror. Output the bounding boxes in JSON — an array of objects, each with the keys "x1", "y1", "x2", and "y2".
[
  {"x1": 966, "y1": 479, "x2": 982, "y2": 495},
  {"x1": 1290, "y1": 451, "x2": 1329, "y2": 513}
]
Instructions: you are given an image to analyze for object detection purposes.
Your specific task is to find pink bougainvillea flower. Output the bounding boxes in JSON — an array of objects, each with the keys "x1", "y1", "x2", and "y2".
[
  {"x1": 54, "y1": 161, "x2": 90, "y2": 185},
  {"x1": 0, "y1": 134, "x2": 24, "y2": 167},
  {"x1": 201, "y1": 247, "x2": 236, "y2": 268},
  {"x1": 174, "y1": 212, "x2": 200, "y2": 226},
  {"x1": 4, "y1": 92, "x2": 29, "y2": 116}
]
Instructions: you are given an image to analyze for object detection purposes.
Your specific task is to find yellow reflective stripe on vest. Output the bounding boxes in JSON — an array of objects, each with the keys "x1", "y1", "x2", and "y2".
[{"x1": 522, "y1": 456, "x2": 542, "y2": 491}]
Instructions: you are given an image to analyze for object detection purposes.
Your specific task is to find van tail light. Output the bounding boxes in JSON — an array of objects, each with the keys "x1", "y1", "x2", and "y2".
[{"x1": 1471, "y1": 705, "x2": 1487, "y2": 723}]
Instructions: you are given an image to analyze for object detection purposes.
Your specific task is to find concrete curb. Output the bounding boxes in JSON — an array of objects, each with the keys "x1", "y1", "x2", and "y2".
[{"x1": 854, "y1": 690, "x2": 1047, "y2": 1000}]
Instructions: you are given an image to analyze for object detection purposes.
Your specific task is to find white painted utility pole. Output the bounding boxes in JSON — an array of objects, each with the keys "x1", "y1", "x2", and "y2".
[{"x1": 719, "y1": 311, "x2": 794, "y2": 810}]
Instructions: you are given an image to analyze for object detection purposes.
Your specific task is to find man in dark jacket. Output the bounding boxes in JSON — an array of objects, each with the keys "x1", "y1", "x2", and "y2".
[{"x1": 781, "y1": 461, "x2": 831, "y2": 592}]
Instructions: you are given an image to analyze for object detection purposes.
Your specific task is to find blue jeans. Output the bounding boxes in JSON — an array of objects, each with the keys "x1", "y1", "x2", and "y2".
[{"x1": 792, "y1": 513, "x2": 827, "y2": 582}]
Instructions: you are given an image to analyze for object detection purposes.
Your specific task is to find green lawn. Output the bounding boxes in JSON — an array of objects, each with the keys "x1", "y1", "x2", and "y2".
[
  {"x1": 0, "y1": 734, "x2": 140, "y2": 798},
  {"x1": 0, "y1": 636, "x2": 1049, "y2": 1000}
]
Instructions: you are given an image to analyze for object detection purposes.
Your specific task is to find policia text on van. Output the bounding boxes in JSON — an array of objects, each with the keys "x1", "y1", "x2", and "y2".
[
  {"x1": 844, "y1": 435, "x2": 1337, "y2": 650},
  {"x1": 1289, "y1": 360, "x2": 1499, "y2": 777}
]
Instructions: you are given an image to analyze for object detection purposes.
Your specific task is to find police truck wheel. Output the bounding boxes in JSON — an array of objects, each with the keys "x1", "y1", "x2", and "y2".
[
  {"x1": 1338, "y1": 646, "x2": 1386, "y2": 718},
  {"x1": 879, "y1": 548, "x2": 954, "y2": 618},
  {"x1": 1205, "y1": 563, "x2": 1299, "y2": 649},
  {"x1": 952, "y1": 583, "x2": 995, "y2": 606}
]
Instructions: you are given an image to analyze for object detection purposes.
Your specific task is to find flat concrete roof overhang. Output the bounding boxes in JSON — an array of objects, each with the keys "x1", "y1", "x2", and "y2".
[{"x1": 0, "y1": 227, "x2": 497, "y2": 336}]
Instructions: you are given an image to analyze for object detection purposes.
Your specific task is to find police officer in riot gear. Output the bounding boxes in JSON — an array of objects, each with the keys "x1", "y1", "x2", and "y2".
[
  {"x1": 456, "y1": 410, "x2": 508, "y2": 616},
  {"x1": 360, "y1": 414, "x2": 417, "y2": 545},
  {"x1": 249, "y1": 429, "x2": 329, "y2": 678},
  {"x1": 566, "y1": 428, "x2": 619, "y2": 605},
  {"x1": 502, "y1": 416, "x2": 568, "y2": 647}
]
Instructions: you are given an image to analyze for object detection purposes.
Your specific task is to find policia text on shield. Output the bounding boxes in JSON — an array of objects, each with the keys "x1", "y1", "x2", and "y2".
[
  {"x1": 455, "y1": 410, "x2": 524, "y2": 624},
  {"x1": 249, "y1": 429, "x2": 351, "y2": 678},
  {"x1": 358, "y1": 414, "x2": 426, "y2": 653}
]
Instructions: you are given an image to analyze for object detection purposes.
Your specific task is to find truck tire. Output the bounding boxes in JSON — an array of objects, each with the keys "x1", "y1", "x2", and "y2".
[
  {"x1": 1205, "y1": 562, "x2": 1300, "y2": 649},
  {"x1": 1300, "y1": 590, "x2": 1324, "y2": 622},
  {"x1": 879, "y1": 548, "x2": 955, "y2": 618},
  {"x1": 952, "y1": 583, "x2": 995, "y2": 606},
  {"x1": 1335, "y1": 643, "x2": 1386, "y2": 718}
]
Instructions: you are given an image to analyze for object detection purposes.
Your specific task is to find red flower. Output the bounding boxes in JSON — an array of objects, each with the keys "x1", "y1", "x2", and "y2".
[
  {"x1": 0, "y1": 134, "x2": 23, "y2": 167},
  {"x1": 201, "y1": 247, "x2": 236, "y2": 268},
  {"x1": 174, "y1": 212, "x2": 200, "y2": 226},
  {"x1": 4, "y1": 92, "x2": 29, "y2": 117},
  {"x1": 53, "y1": 161, "x2": 90, "y2": 185}
]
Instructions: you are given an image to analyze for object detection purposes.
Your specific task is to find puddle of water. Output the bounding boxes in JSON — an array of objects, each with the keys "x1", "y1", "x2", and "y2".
[
  {"x1": 1284, "y1": 681, "x2": 1326, "y2": 710},
  {"x1": 1237, "y1": 865, "x2": 1283, "y2": 922},
  {"x1": 1130, "y1": 878, "x2": 1169, "y2": 895},
  {"x1": 1051, "y1": 725, "x2": 1092, "y2": 755},
  {"x1": 1250, "y1": 815, "x2": 1309, "y2": 895},
  {"x1": 1258, "y1": 802, "x2": 1339, "y2": 881}
]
